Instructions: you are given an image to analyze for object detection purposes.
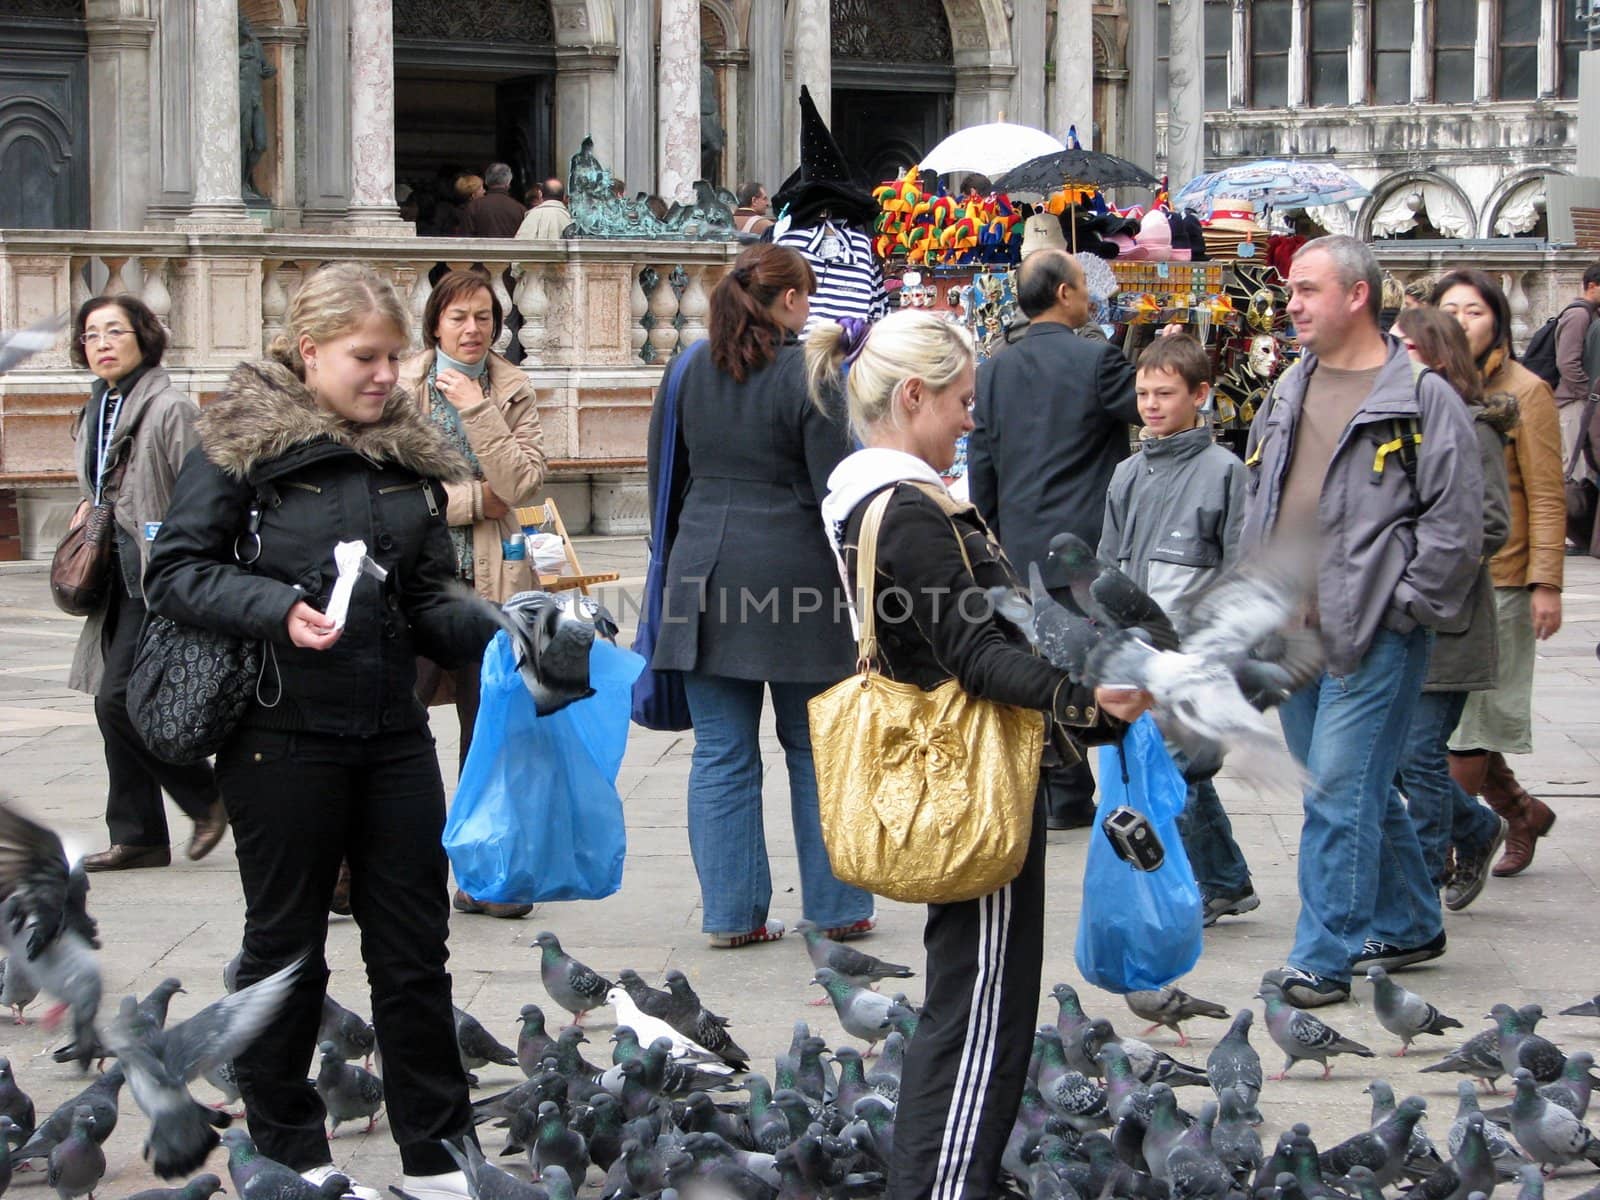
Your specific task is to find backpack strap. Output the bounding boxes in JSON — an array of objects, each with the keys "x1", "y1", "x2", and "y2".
[{"x1": 1370, "y1": 361, "x2": 1427, "y2": 489}]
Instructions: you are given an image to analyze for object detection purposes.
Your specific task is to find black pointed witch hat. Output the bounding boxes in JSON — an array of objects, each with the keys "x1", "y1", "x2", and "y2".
[{"x1": 771, "y1": 86, "x2": 879, "y2": 228}]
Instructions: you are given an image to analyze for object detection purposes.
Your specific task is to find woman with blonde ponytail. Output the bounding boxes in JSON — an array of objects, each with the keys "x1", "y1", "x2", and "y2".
[
  {"x1": 647, "y1": 241, "x2": 873, "y2": 949},
  {"x1": 812, "y1": 309, "x2": 1148, "y2": 1200},
  {"x1": 145, "y1": 263, "x2": 496, "y2": 1200}
]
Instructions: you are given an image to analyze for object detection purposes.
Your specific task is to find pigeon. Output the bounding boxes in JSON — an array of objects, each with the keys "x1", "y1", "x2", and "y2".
[
  {"x1": 1214, "y1": 1085, "x2": 1263, "y2": 1181},
  {"x1": 1318, "y1": 1094, "x2": 1425, "y2": 1187},
  {"x1": 605, "y1": 988, "x2": 721, "y2": 1062},
  {"x1": 1562, "y1": 997, "x2": 1600, "y2": 1019},
  {"x1": 456, "y1": 1006, "x2": 519, "y2": 1076},
  {"x1": 1508, "y1": 1067, "x2": 1600, "y2": 1170},
  {"x1": 1451, "y1": 1081, "x2": 1532, "y2": 1179},
  {"x1": 531, "y1": 1100, "x2": 589, "y2": 1183},
  {"x1": 0, "y1": 316, "x2": 66, "y2": 375},
  {"x1": 315, "y1": 1041, "x2": 383, "y2": 1136},
  {"x1": 866, "y1": 1033, "x2": 903, "y2": 1102},
  {"x1": 47, "y1": 1106, "x2": 104, "y2": 1200},
  {"x1": 1366, "y1": 1080, "x2": 1444, "y2": 1179},
  {"x1": 1207, "y1": 1009, "x2": 1263, "y2": 1119},
  {"x1": 221, "y1": 1128, "x2": 350, "y2": 1200},
  {"x1": 12, "y1": 1064, "x2": 123, "y2": 1164},
  {"x1": 615, "y1": 971, "x2": 675, "y2": 1020},
  {"x1": 203, "y1": 1056, "x2": 242, "y2": 1114},
  {"x1": 1366, "y1": 966, "x2": 1462, "y2": 1055},
  {"x1": 1050, "y1": 985, "x2": 1098, "y2": 1071},
  {"x1": 661, "y1": 970, "x2": 750, "y2": 1070},
  {"x1": 317, "y1": 996, "x2": 375, "y2": 1065},
  {"x1": 124, "y1": 1174, "x2": 228, "y2": 1200},
  {"x1": 0, "y1": 798, "x2": 103, "y2": 1069},
  {"x1": 1125, "y1": 986, "x2": 1230, "y2": 1048},
  {"x1": 515, "y1": 1004, "x2": 559, "y2": 1078},
  {"x1": 535, "y1": 933, "x2": 613, "y2": 1024},
  {"x1": 793, "y1": 922, "x2": 914, "y2": 986},
  {"x1": 1424, "y1": 1005, "x2": 1547, "y2": 1093},
  {"x1": 139, "y1": 978, "x2": 187, "y2": 1029},
  {"x1": 109, "y1": 957, "x2": 302, "y2": 1178},
  {"x1": 0, "y1": 1057, "x2": 33, "y2": 1144},
  {"x1": 1080, "y1": 1018, "x2": 1209, "y2": 1087},
  {"x1": 496, "y1": 591, "x2": 610, "y2": 716},
  {"x1": 1257, "y1": 980, "x2": 1374, "y2": 1079},
  {"x1": 0, "y1": 955, "x2": 40, "y2": 1023},
  {"x1": 811, "y1": 969, "x2": 896, "y2": 1050},
  {"x1": 1491, "y1": 1005, "x2": 1567, "y2": 1085},
  {"x1": 1035, "y1": 1029, "x2": 1110, "y2": 1131},
  {"x1": 1406, "y1": 1114, "x2": 1498, "y2": 1200}
]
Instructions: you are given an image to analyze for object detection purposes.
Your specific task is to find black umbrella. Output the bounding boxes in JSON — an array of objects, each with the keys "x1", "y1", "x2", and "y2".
[{"x1": 993, "y1": 148, "x2": 1160, "y2": 194}]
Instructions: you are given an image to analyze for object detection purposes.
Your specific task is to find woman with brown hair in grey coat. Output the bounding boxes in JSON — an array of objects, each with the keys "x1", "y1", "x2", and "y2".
[{"x1": 66, "y1": 293, "x2": 226, "y2": 872}]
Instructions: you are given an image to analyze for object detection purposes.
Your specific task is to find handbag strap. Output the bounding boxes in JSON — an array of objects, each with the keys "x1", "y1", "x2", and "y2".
[{"x1": 649, "y1": 340, "x2": 708, "y2": 556}]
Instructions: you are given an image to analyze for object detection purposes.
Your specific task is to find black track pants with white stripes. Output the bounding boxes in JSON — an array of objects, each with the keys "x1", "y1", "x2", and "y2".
[{"x1": 888, "y1": 797, "x2": 1046, "y2": 1200}]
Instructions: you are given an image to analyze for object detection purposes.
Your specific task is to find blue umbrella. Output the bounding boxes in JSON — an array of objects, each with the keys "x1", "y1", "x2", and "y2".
[{"x1": 1172, "y1": 160, "x2": 1370, "y2": 213}]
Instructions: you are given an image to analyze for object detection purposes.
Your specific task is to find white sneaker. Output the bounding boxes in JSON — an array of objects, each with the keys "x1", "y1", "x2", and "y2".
[
  {"x1": 301, "y1": 1164, "x2": 383, "y2": 1200},
  {"x1": 397, "y1": 1171, "x2": 471, "y2": 1200}
]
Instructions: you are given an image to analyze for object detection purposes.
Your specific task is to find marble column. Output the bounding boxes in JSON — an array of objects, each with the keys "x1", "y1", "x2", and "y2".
[
  {"x1": 1012, "y1": 0, "x2": 1047, "y2": 128},
  {"x1": 1539, "y1": 0, "x2": 1559, "y2": 97},
  {"x1": 1473, "y1": 0, "x2": 1492, "y2": 101},
  {"x1": 1287, "y1": 0, "x2": 1306, "y2": 107},
  {"x1": 85, "y1": 5, "x2": 156, "y2": 231},
  {"x1": 1167, "y1": 0, "x2": 1205, "y2": 188},
  {"x1": 346, "y1": 0, "x2": 402, "y2": 228},
  {"x1": 1410, "y1": 0, "x2": 1430, "y2": 103},
  {"x1": 1050, "y1": 0, "x2": 1095, "y2": 143},
  {"x1": 187, "y1": 0, "x2": 248, "y2": 222},
  {"x1": 1230, "y1": 0, "x2": 1247, "y2": 107},
  {"x1": 621, "y1": 0, "x2": 655, "y2": 193},
  {"x1": 1348, "y1": 0, "x2": 1369, "y2": 105},
  {"x1": 787, "y1": 0, "x2": 830, "y2": 168},
  {"x1": 304, "y1": 0, "x2": 351, "y2": 224},
  {"x1": 1124, "y1": 0, "x2": 1157, "y2": 170},
  {"x1": 149, "y1": 0, "x2": 193, "y2": 221},
  {"x1": 657, "y1": 0, "x2": 700, "y2": 204},
  {"x1": 749, "y1": 0, "x2": 785, "y2": 194}
]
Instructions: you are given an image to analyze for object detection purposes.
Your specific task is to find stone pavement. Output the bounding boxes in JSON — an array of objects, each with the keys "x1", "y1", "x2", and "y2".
[{"x1": 0, "y1": 542, "x2": 1597, "y2": 1198}]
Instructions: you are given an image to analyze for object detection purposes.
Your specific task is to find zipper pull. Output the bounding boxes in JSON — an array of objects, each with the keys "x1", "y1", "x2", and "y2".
[{"x1": 423, "y1": 482, "x2": 439, "y2": 517}]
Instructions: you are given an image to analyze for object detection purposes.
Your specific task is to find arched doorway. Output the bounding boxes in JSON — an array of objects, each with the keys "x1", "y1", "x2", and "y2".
[
  {"x1": 0, "y1": 0, "x2": 87, "y2": 230},
  {"x1": 392, "y1": 0, "x2": 557, "y2": 215},
  {"x1": 830, "y1": 0, "x2": 954, "y2": 182}
]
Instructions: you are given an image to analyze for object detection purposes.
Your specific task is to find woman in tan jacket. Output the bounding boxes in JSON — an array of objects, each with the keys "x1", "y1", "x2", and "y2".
[
  {"x1": 1433, "y1": 270, "x2": 1564, "y2": 880},
  {"x1": 400, "y1": 269, "x2": 546, "y2": 916}
]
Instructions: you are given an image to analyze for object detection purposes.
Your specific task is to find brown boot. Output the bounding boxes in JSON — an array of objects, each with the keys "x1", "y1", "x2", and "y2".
[
  {"x1": 1482, "y1": 753, "x2": 1556, "y2": 877},
  {"x1": 1447, "y1": 749, "x2": 1490, "y2": 800}
]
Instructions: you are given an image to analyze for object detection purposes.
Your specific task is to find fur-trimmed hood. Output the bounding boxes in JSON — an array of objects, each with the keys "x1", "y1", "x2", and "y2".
[
  {"x1": 198, "y1": 358, "x2": 473, "y2": 482},
  {"x1": 1473, "y1": 387, "x2": 1520, "y2": 437}
]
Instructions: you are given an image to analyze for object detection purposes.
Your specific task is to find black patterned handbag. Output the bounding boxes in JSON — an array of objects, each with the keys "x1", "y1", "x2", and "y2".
[{"x1": 128, "y1": 500, "x2": 278, "y2": 764}]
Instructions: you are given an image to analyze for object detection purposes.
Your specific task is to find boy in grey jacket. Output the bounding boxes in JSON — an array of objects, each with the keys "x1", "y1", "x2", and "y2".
[{"x1": 1100, "y1": 334, "x2": 1257, "y2": 925}]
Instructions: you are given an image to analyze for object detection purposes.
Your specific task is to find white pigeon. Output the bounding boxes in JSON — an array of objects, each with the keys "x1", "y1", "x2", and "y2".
[
  {"x1": 604, "y1": 987, "x2": 722, "y2": 1064},
  {"x1": 0, "y1": 316, "x2": 67, "y2": 375}
]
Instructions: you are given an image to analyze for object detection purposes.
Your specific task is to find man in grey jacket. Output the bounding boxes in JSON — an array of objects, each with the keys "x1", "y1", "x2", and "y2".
[{"x1": 1243, "y1": 236, "x2": 1483, "y2": 1007}]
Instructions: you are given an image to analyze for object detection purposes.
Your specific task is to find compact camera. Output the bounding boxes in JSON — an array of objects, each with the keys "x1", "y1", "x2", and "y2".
[{"x1": 1101, "y1": 805, "x2": 1166, "y2": 872}]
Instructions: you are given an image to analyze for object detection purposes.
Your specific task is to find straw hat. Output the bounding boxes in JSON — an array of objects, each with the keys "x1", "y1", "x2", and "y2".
[
  {"x1": 1206, "y1": 197, "x2": 1263, "y2": 234},
  {"x1": 1020, "y1": 212, "x2": 1069, "y2": 258}
]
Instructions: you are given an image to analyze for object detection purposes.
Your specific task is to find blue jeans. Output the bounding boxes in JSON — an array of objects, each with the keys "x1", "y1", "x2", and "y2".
[
  {"x1": 1277, "y1": 628, "x2": 1442, "y2": 984},
  {"x1": 1397, "y1": 690, "x2": 1504, "y2": 887},
  {"x1": 1178, "y1": 776, "x2": 1253, "y2": 900},
  {"x1": 682, "y1": 672, "x2": 874, "y2": 934}
]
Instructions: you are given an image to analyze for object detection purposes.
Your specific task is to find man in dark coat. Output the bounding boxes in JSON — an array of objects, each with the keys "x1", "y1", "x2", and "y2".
[
  {"x1": 968, "y1": 248, "x2": 1139, "y2": 827},
  {"x1": 459, "y1": 162, "x2": 527, "y2": 238}
]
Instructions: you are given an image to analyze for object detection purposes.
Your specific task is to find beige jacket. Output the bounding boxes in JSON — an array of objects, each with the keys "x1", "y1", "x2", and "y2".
[
  {"x1": 398, "y1": 349, "x2": 548, "y2": 603},
  {"x1": 1482, "y1": 349, "x2": 1565, "y2": 592},
  {"x1": 515, "y1": 200, "x2": 573, "y2": 240},
  {"x1": 68, "y1": 366, "x2": 202, "y2": 695}
]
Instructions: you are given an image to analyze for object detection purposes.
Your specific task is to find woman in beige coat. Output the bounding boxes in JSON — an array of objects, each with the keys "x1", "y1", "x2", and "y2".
[{"x1": 399, "y1": 269, "x2": 546, "y2": 916}]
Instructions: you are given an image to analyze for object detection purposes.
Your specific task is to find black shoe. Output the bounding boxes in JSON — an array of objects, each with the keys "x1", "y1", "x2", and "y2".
[
  {"x1": 1202, "y1": 888, "x2": 1261, "y2": 927},
  {"x1": 1262, "y1": 965, "x2": 1350, "y2": 1008},
  {"x1": 1445, "y1": 817, "x2": 1508, "y2": 912},
  {"x1": 1350, "y1": 929, "x2": 1447, "y2": 972},
  {"x1": 83, "y1": 844, "x2": 171, "y2": 872},
  {"x1": 1046, "y1": 807, "x2": 1096, "y2": 831}
]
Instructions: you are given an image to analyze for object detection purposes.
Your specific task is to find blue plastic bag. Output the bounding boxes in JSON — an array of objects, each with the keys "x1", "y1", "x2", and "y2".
[
  {"x1": 443, "y1": 631, "x2": 645, "y2": 904},
  {"x1": 1075, "y1": 714, "x2": 1204, "y2": 993}
]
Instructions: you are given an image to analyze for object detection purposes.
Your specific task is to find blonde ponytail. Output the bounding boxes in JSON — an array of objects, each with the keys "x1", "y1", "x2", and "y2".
[{"x1": 806, "y1": 310, "x2": 976, "y2": 443}]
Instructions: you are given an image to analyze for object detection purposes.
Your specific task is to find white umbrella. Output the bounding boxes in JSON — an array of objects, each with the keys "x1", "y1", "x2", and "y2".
[{"x1": 918, "y1": 123, "x2": 1065, "y2": 180}]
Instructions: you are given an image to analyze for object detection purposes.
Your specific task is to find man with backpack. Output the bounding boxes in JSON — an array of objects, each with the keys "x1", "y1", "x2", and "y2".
[
  {"x1": 1242, "y1": 236, "x2": 1483, "y2": 1007},
  {"x1": 1521, "y1": 265, "x2": 1600, "y2": 549}
]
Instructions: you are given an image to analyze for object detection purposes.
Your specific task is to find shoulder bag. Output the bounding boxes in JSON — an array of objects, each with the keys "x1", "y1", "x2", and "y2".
[
  {"x1": 128, "y1": 500, "x2": 279, "y2": 764},
  {"x1": 807, "y1": 485, "x2": 1044, "y2": 905},
  {"x1": 51, "y1": 391, "x2": 134, "y2": 616},
  {"x1": 630, "y1": 340, "x2": 706, "y2": 731}
]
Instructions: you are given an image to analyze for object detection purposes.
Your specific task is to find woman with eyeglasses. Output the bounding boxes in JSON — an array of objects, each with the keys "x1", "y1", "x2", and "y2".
[{"x1": 66, "y1": 294, "x2": 227, "y2": 872}]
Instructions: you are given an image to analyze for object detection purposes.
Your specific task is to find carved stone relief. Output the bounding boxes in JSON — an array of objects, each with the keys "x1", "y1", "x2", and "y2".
[
  {"x1": 830, "y1": 0, "x2": 953, "y2": 63},
  {"x1": 393, "y1": 0, "x2": 554, "y2": 44}
]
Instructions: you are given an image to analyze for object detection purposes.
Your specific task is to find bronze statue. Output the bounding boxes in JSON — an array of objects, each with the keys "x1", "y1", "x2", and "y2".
[
  {"x1": 564, "y1": 137, "x2": 734, "y2": 241},
  {"x1": 239, "y1": 15, "x2": 276, "y2": 203}
]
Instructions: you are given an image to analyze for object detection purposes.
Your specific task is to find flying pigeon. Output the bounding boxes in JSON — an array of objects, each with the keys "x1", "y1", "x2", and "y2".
[
  {"x1": 493, "y1": 591, "x2": 616, "y2": 716},
  {"x1": 1366, "y1": 966, "x2": 1462, "y2": 1054},
  {"x1": 1125, "y1": 985, "x2": 1230, "y2": 1048},
  {"x1": 1257, "y1": 980, "x2": 1375, "y2": 1079},
  {"x1": 534, "y1": 932, "x2": 613, "y2": 1024},
  {"x1": 0, "y1": 316, "x2": 66, "y2": 376},
  {"x1": 0, "y1": 797, "x2": 103, "y2": 1068}
]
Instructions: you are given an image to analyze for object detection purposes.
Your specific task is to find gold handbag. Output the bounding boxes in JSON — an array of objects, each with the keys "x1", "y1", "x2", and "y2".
[{"x1": 808, "y1": 486, "x2": 1045, "y2": 905}]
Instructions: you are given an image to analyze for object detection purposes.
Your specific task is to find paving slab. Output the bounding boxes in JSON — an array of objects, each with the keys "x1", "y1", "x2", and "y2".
[{"x1": 0, "y1": 546, "x2": 1596, "y2": 1197}]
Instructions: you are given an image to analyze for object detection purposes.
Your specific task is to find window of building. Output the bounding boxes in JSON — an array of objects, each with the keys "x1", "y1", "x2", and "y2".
[
  {"x1": 1498, "y1": 3, "x2": 1539, "y2": 98},
  {"x1": 1251, "y1": 0, "x2": 1291, "y2": 107},
  {"x1": 1432, "y1": 0, "x2": 1475, "y2": 102},
  {"x1": 1204, "y1": 0, "x2": 1229, "y2": 110},
  {"x1": 1309, "y1": 0, "x2": 1351, "y2": 105},
  {"x1": 1373, "y1": 0, "x2": 1413, "y2": 104},
  {"x1": 1561, "y1": 1, "x2": 1595, "y2": 99}
]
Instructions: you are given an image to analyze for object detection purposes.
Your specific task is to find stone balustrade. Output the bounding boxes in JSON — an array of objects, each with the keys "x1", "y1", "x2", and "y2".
[
  {"x1": 0, "y1": 230, "x2": 739, "y2": 551},
  {"x1": 1370, "y1": 242, "x2": 1591, "y2": 346}
]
